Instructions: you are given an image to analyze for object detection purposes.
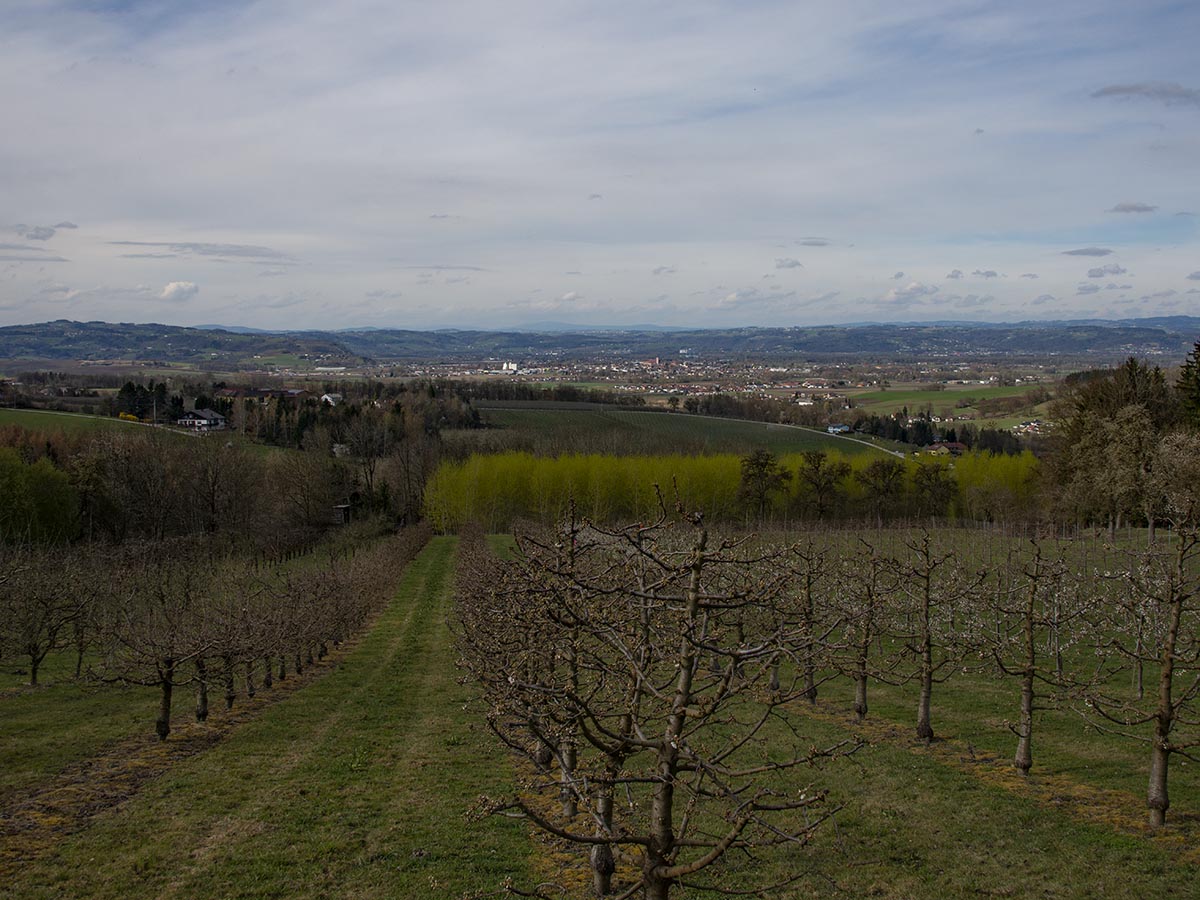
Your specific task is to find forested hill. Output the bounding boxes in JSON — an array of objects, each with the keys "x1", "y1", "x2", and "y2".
[{"x1": 1, "y1": 317, "x2": 1197, "y2": 364}]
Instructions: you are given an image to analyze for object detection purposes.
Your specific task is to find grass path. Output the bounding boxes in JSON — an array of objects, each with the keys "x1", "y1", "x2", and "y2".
[{"x1": 2, "y1": 537, "x2": 529, "y2": 900}]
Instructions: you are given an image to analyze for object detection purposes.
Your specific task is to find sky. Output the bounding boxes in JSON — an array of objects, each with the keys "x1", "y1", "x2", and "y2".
[{"x1": 2, "y1": 0, "x2": 1199, "y2": 331}]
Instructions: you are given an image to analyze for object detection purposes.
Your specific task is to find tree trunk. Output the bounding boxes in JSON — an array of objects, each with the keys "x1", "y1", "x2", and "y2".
[
  {"x1": 644, "y1": 532, "x2": 706, "y2": 900},
  {"x1": 28, "y1": 650, "x2": 41, "y2": 687},
  {"x1": 278, "y1": 655, "x2": 287, "y2": 681},
  {"x1": 590, "y1": 843, "x2": 614, "y2": 896},
  {"x1": 262, "y1": 656, "x2": 273, "y2": 689},
  {"x1": 156, "y1": 663, "x2": 174, "y2": 741},
  {"x1": 916, "y1": 667, "x2": 934, "y2": 744},
  {"x1": 1014, "y1": 670, "x2": 1034, "y2": 776},
  {"x1": 195, "y1": 658, "x2": 209, "y2": 722},
  {"x1": 1148, "y1": 593, "x2": 1182, "y2": 828},
  {"x1": 245, "y1": 661, "x2": 256, "y2": 698},
  {"x1": 222, "y1": 654, "x2": 236, "y2": 710},
  {"x1": 854, "y1": 669, "x2": 869, "y2": 724},
  {"x1": 559, "y1": 741, "x2": 578, "y2": 818},
  {"x1": 802, "y1": 581, "x2": 817, "y2": 703}
]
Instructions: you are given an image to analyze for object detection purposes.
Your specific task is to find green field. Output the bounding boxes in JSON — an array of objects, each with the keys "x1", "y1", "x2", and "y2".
[
  {"x1": 846, "y1": 382, "x2": 1051, "y2": 424},
  {"x1": 460, "y1": 407, "x2": 896, "y2": 457},
  {"x1": 0, "y1": 409, "x2": 135, "y2": 433},
  {"x1": 4, "y1": 534, "x2": 1197, "y2": 899}
]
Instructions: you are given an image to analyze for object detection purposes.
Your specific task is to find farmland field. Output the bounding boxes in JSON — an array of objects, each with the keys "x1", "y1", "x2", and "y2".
[
  {"x1": 464, "y1": 406, "x2": 897, "y2": 456},
  {"x1": 845, "y1": 382, "x2": 1054, "y2": 428}
]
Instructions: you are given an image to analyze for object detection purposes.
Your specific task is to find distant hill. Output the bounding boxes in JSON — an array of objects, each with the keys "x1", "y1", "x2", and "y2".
[{"x1": 0, "y1": 317, "x2": 1195, "y2": 366}]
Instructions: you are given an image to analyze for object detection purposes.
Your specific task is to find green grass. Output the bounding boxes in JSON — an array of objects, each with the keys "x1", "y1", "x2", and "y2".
[
  {"x1": 3, "y1": 537, "x2": 530, "y2": 899},
  {"x1": 463, "y1": 408, "x2": 888, "y2": 457},
  {"x1": 0, "y1": 655, "x2": 158, "y2": 804},
  {"x1": 0, "y1": 409, "x2": 136, "y2": 432}
]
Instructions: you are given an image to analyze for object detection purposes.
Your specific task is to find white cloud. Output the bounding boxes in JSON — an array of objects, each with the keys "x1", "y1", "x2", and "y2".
[
  {"x1": 885, "y1": 282, "x2": 939, "y2": 302},
  {"x1": 159, "y1": 281, "x2": 199, "y2": 302},
  {"x1": 775, "y1": 258, "x2": 804, "y2": 269},
  {"x1": 1087, "y1": 263, "x2": 1127, "y2": 278}
]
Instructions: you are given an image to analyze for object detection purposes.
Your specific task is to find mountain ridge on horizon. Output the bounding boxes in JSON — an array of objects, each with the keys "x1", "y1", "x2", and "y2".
[{"x1": 1, "y1": 317, "x2": 1196, "y2": 366}]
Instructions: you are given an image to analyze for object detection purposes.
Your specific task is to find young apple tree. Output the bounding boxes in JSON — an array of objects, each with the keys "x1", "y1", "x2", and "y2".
[{"x1": 458, "y1": 502, "x2": 857, "y2": 899}]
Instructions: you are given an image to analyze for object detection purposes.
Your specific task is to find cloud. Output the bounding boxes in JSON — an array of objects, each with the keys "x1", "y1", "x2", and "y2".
[
  {"x1": 111, "y1": 240, "x2": 291, "y2": 260},
  {"x1": 0, "y1": 251, "x2": 68, "y2": 262},
  {"x1": 14, "y1": 224, "x2": 55, "y2": 241},
  {"x1": 974, "y1": 128, "x2": 985, "y2": 135},
  {"x1": 945, "y1": 269, "x2": 963, "y2": 280},
  {"x1": 885, "y1": 281, "x2": 939, "y2": 302},
  {"x1": 1087, "y1": 263, "x2": 1127, "y2": 278},
  {"x1": 892, "y1": 271, "x2": 904, "y2": 280},
  {"x1": 1019, "y1": 273, "x2": 1039, "y2": 279},
  {"x1": 796, "y1": 238, "x2": 830, "y2": 247},
  {"x1": 558, "y1": 291, "x2": 581, "y2": 302},
  {"x1": 1187, "y1": 271, "x2": 1200, "y2": 280},
  {"x1": 588, "y1": 193, "x2": 602, "y2": 201},
  {"x1": 1075, "y1": 283, "x2": 1100, "y2": 295},
  {"x1": 1104, "y1": 283, "x2": 1132, "y2": 291},
  {"x1": 971, "y1": 269, "x2": 1000, "y2": 278},
  {"x1": 159, "y1": 281, "x2": 199, "y2": 302},
  {"x1": 952, "y1": 293, "x2": 994, "y2": 309},
  {"x1": 1140, "y1": 289, "x2": 1178, "y2": 300},
  {"x1": 1063, "y1": 247, "x2": 1113, "y2": 257},
  {"x1": 366, "y1": 289, "x2": 402, "y2": 300},
  {"x1": 1031, "y1": 294, "x2": 1056, "y2": 306},
  {"x1": 1092, "y1": 82, "x2": 1200, "y2": 108},
  {"x1": 775, "y1": 257, "x2": 803, "y2": 269},
  {"x1": 400, "y1": 264, "x2": 486, "y2": 271},
  {"x1": 1107, "y1": 202, "x2": 1157, "y2": 214},
  {"x1": 715, "y1": 287, "x2": 797, "y2": 310},
  {"x1": 652, "y1": 265, "x2": 676, "y2": 276},
  {"x1": 54, "y1": 221, "x2": 78, "y2": 229}
]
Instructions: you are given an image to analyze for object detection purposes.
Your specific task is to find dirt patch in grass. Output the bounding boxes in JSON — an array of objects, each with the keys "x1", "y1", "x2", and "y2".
[{"x1": 0, "y1": 644, "x2": 358, "y2": 879}]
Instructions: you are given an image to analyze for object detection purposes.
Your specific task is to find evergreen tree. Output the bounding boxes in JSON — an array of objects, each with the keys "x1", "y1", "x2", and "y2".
[{"x1": 1178, "y1": 340, "x2": 1200, "y2": 427}]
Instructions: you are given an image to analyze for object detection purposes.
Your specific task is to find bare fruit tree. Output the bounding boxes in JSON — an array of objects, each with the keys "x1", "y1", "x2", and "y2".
[
  {"x1": 458, "y1": 503, "x2": 857, "y2": 899},
  {"x1": 1080, "y1": 432, "x2": 1200, "y2": 827}
]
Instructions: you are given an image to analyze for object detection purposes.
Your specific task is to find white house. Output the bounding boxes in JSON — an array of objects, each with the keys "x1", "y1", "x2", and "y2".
[{"x1": 177, "y1": 409, "x2": 227, "y2": 430}]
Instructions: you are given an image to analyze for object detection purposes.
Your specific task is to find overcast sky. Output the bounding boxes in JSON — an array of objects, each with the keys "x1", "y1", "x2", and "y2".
[{"x1": 2, "y1": 0, "x2": 1199, "y2": 330}]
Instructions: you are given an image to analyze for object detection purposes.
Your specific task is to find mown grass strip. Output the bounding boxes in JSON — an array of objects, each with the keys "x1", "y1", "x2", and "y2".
[{"x1": 2, "y1": 537, "x2": 529, "y2": 900}]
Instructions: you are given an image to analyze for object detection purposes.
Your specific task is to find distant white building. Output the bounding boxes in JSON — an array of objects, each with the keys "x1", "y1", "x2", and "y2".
[
  {"x1": 321, "y1": 393, "x2": 343, "y2": 406},
  {"x1": 177, "y1": 409, "x2": 227, "y2": 431}
]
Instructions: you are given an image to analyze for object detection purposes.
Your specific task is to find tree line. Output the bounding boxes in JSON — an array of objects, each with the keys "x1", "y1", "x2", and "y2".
[
  {"x1": 0, "y1": 523, "x2": 430, "y2": 739},
  {"x1": 424, "y1": 448, "x2": 1041, "y2": 532}
]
